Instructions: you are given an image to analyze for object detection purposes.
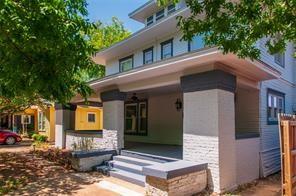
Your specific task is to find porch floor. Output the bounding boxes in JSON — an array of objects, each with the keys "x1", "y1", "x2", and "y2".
[{"x1": 124, "y1": 142, "x2": 182, "y2": 159}]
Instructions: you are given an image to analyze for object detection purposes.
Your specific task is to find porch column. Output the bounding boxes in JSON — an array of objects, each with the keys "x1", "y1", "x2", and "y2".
[
  {"x1": 101, "y1": 89, "x2": 126, "y2": 150},
  {"x1": 54, "y1": 103, "x2": 76, "y2": 149},
  {"x1": 181, "y1": 70, "x2": 237, "y2": 193}
]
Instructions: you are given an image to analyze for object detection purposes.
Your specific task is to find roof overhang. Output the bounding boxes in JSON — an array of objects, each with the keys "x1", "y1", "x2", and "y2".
[
  {"x1": 128, "y1": 0, "x2": 159, "y2": 23},
  {"x1": 89, "y1": 48, "x2": 281, "y2": 94},
  {"x1": 93, "y1": 7, "x2": 191, "y2": 65}
]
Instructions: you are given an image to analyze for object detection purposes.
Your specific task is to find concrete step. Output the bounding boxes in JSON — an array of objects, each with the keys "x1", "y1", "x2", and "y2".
[
  {"x1": 121, "y1": 150, "x2": 176, "y2": 163},
  {"x1": 109, "y1": 169, "x2": 146, "y2": 187},
  {"x1": 113, "y1": 155, "x2": 159, "y2": 166},
  {"x1": 109, "y1": 160, "x2": 143, "y2": 175}
]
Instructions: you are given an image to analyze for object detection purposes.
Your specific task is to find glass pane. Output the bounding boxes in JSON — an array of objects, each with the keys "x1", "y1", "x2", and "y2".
[
  {"x1": 156, "y1": 9, "x2": 164, "y2": 21},
  {"x1": 144, "y1": 50, "x2": 153, "y2": 64},
  {"x1": 88, "y1": 114, "x2": 95, "y2": 122},
  {"x1": 167, "y1": 4, "x2": 176, "y2": 15},
  {"x1": 125, "y1": 104, "x2": 137, "y2": 132},
  {"x1": 147, "y1": 15, "x2": 153, "y2": 26},
  {"x1": 273, "y1": 96, "x2": 277, "y2": 107},
  {"x1": 190, "y1": 35, "x2": 204, "y2": 51},
  {"x1": 162, "y1": 43, "x2": 172, "y2": 59},
  {"x1": 138, "y1": 103, "x2": 147, "y2": 133},
  {"x1": 268, "y1": 95, "x2": 272, "y2": 107},
  {"x1": 120, "y1": 58, "x2": 132, "y2": 72}
]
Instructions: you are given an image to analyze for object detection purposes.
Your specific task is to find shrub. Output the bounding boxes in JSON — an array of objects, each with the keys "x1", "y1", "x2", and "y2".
[
  {"x1": 32, "y1": 134, "x2": 48, "y2": 142},
  {"x1": 27, "y1": 131, "x2": 36, "y2": 139}
]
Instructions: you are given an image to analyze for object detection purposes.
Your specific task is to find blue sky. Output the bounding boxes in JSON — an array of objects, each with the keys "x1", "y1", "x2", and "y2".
[{"x1": 87, "y1": 0, "x2": 147, "y2": 33}]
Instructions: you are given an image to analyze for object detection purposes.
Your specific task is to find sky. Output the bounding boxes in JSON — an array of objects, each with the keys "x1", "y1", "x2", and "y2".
[{"x1": 87, "y1": 0, "x2": 148, "y2": 33}]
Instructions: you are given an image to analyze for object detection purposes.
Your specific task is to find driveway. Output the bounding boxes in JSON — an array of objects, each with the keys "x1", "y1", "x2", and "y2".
[{"x1": 0, "y1": 138, "x2": 33, "y2": 153}]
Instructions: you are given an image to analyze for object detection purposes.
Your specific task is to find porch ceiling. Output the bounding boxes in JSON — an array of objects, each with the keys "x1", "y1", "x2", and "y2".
[{"x1": 89, "y1": 48, "x2": 280, "y2": 92}]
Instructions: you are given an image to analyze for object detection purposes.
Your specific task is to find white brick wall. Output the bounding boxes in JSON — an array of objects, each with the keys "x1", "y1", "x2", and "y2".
[{"x1": 183, "y1": 89, "x2": 236, "y2": 193}]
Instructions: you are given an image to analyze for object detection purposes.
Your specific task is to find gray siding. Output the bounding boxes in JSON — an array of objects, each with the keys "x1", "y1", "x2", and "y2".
[{"x1": 258, "y1": 40, "x2": 295, "y2": 177}]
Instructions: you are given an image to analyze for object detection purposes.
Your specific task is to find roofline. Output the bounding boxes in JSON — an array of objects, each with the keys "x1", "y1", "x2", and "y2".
[{"x1": 128, "y1": 0, "x2": 156, "y2": 18}]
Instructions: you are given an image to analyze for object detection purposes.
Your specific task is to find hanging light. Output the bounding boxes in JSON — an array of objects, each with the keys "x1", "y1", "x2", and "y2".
[
  {"x1": 131, "y1": 93, "x2": 139, "y2": 102},
  {"x1": 175, "y1": 98, "x2": 182, "y2": 111}
]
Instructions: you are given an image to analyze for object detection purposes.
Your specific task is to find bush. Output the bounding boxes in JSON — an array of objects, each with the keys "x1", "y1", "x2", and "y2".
[
  {"x1": 32, "y1": 134, "x2": 48, "y2": 142},
  {"x1": 27, "y1": 131, "x2": 36, "y2": 139}
]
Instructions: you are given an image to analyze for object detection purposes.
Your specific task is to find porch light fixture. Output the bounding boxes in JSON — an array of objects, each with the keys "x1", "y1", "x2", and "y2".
[
  {"x1": 131, "y1": 93, "x2": 139, "y2": 102},
  {"x1": 175, "y1": 98, "x2": 182, "y2": 111}
]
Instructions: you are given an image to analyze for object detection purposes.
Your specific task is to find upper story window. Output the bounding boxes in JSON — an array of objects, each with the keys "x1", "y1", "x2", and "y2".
[
  {"x1": 146, "y1": 15, "x2": 153, "y2": 26},
  {"x1": 156, "y1": 9, "x2": 165, "y2": 21},
  {"x1": 267, "y1": 89, "x2": 285, "y2": 125},
  {"x1": 119, "y1": 55, "x2": 133, "y2": 72},
  {"x1": 143, "y1": 47, "x2": 153, "y2": 64},
  {"x1": 161, "y1": 39, "x2": 173, "y2": 59},
  {"x1": 167, "y1": 4, "x2": 176, "y2": 15},
  {"x1": 188, "y1": 35, "x2": 205, "y2": 51},
  {"x1": 274, "y1": 52, "x2": 285, "y2": 67}
]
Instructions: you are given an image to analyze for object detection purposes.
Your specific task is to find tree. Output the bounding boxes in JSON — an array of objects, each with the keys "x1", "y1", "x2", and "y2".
[
  {"x1": 83, "y1": 17, "x2": 131, "y2": 81},
  {"x1": 0, "y1": 0, "x2": 98, "y2": 113},
  {"x1": 159, "y1": 0, "x2": 295, "y2": 59}
]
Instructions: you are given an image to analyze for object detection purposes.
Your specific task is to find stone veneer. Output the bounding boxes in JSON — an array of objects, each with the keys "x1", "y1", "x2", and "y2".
[
  {"x1": 145, "y1": 170, "x2": 207, "y2": 196},
  {"x1": 65, "y1": 129, "x2": 119, "y2": 151}
]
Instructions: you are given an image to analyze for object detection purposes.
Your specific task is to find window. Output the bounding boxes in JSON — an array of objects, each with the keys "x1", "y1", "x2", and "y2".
[
  {"x1": 188, "y1": 35, "x2": 205, "y2": 51},
  {"x1": 267, "y1": 89, "x2": 285, "y2": 124},
  {"x1": 146, "y1": 15, "x2": 153, "y2": 26},
  {"x1": 125, "y1": 101, "x2": 147, "y2": 135},
  {"x1": 167, "y1": 4, "x2": 176, "y2": 15},
  {"x1": 156, "y1": 9, "x2": 165, "y2": 21},
  {"x1": 21, "y1": 115, "x2": 31, "y2": 124},
  {"x1": 88, "y1": 113, "x2": 96, "y2": 123},
  {"x1": 143, "y1": 47, "x2": 153, "y2": 64},
  {"x1": 161, "y1": 39, "x2": 173, "y2": 59},
  {"x1": 119, "y1": 55, "x2": 133, "y2": 72},
  {"x1": 38, "y1": 112, "x2": 46, "y2": 131},
  {"x1": 274, "y1": 52, "x2": 285, "y2": 67}
]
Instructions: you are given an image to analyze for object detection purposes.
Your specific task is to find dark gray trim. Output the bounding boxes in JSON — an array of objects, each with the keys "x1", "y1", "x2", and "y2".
[
  {"x1": 101, "y1": 90, "x2": 127, "y2": 102},
  {"x1": 71, "y1": 149, "x2": 117, "y2": 159},
  {"x1": 54, "y1": 103, "x2": 77, "y2": 111},
  {"x1": 180, "y1": 70, "x2": 236, "y2": 93},
  {"x1": 161, "y1": 38, "x2": 173, "y2": 60},
  {"x1": 142, "y1": 161, "x2": 208, "y2": 180},
  {"x1": 143, "y1": 47, "x2": 154, "y2": 65},
  {"x1": 73, "y1": 101, "x2": 102, "y2": 107},
  {"x1": 119, "y1": 55, "x2": 134, "y2": 72},
  {"x1": 235, "y1": 132, "x2": 260, "y2": 140},
  {"x1": 267, "y1": 88, "x2": 285, "y2": 125}
]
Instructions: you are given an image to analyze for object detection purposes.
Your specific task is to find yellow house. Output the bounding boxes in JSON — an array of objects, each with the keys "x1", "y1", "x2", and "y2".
[{"x1": 8, "y1": 105, "x2": 56, "y2": 142}]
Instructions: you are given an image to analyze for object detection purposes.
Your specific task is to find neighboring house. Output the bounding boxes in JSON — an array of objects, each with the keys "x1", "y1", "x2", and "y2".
[
  {"x1": 0, "y1": 105, "x2": 56, "y2": 141},
  {"x1": 55, "y1": 0, "x2": 295, "y2": 193}
]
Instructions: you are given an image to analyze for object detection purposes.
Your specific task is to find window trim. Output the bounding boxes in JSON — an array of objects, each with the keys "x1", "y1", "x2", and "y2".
[
  {"x1": 124, "y1": 100, "x2": 148, "y2": 136},
  {"x1": 87, "y1": 112, "x2": 96, "y2": 123},
  {"x1": 267, "y1": 88, "x2": 285, "y2": 125},
  {"x1": 161, "y1": 39, "x2": 173, "y2": 60},
  {"x1": 38, "y1": 111, "x2": 46, "y2": 131},
  {"x1": 274, "y1": 52, "x2": 285, "y2": 68},
  {"x1": 143, "y1": 47, "x2": 154, "y2": 65},
  {"x1": 119, "y1": 55, "x2": 134, "y2": 72}
]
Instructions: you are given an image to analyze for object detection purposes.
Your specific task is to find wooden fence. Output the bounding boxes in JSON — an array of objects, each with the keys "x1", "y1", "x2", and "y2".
[{"x1": 279, "y1": 114, "x2": 296, "y2": 196}]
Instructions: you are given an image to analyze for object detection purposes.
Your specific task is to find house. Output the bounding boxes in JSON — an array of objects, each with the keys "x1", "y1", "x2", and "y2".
[
  {"x1": 0, "y1": 105, "x2": 56, "y2": 141},
  {"x1": 55, "y1": 0, "x2": 295, "y2": 194}
]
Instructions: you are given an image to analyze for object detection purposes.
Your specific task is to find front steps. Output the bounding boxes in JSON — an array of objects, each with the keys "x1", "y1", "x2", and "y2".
[{"x1": 104, "y1": 150, "x2": 175, "y2": 186}]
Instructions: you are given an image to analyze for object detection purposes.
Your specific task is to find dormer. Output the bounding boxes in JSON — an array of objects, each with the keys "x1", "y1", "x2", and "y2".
[{"x1": 129, "y1": 0, "x2": 186, "y2": 27}]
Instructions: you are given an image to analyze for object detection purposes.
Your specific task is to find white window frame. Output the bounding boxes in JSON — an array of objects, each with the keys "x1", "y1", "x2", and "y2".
[
  {"x1": 38, "y1": 111, "x2": 45, "y2": 131},
  {"x1": 156, "y1": 9, "x2": 165, "y2": 21},
  {"x1": 21, "y1": 115, "x2": 31, "y2": 124},
  {"x1": 119, "y1": 55, "x2": 133, "y2": 72},
  {"x1": 146, "y1": 15, "x2": 154, "y2": 26},
  {"x1": 167, "y1": 4, "x2": 176, "y2": 15}
]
